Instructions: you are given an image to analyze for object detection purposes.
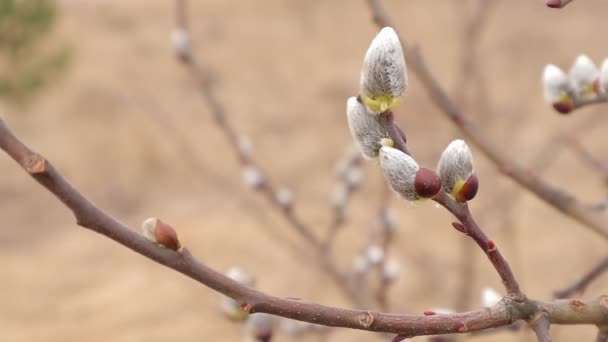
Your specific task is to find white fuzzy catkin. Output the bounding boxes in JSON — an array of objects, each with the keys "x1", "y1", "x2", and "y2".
[
  {"x1": 275, "y1": 187, "x2": 293, "y2": 209},
  {"x1": 379, "y1": 146, "x2": 420, "y2": 201},
  {"x1": 141, "y1": 217, "x2": 158, "y2": 243},
  {"x1": 226, "y1": 266, "x2": 253, "y2": 286},
  {"x1": 344, "y1": 167, "x2": 363, "y2": 187},
  {"x1": 360, "y1": 27, "x2": 408, "y2": 99},
  {"x1": 365, "y1": 245, "x2": 385, "y2": 265},
  {"x1": 171, "y1": 28, "x2": 190, "y2": 57},
  {"x1": 542, "y1": 64, "x2": 571, "y2": 104},
  {"x1": 242, "y1": 165, "x2": 265, "y2": 189},
  {"x1": 481, "y1": 287, "x2": 502, "y2": 307},
  {"x1": 383, "y1": 259, "x2": 401, "y2": 281},
  {"x1": 569, "y1": 54, "x2": 599, "y2": 98},
  {"x1": 600, "y1": 58, "x2": 608, "y2": 94},
  {"x1": 346, "y1": 97, "x2": 388, "y2": 159},
  {"x1": 437, "y1": 140, "x2": 474, "y2": 193},
  {"x1": 244, "y1": 313, "x2": 274, "y2": 340}
]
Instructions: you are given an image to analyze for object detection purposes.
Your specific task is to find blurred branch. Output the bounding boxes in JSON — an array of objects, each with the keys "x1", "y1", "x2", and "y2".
[
  {"x1": 366, "y1": 0, "x2": 608, "y2": 241},
  {"x1": 597, "y1": 326, "x2": 608, "y2": 342},
  {"x1": 1, "y1": 113, "x2": 608, "y2": 337},
  {"x1": 530, "y1": 311, "x2": 552, "y2": 342},
  {"x1": 173, "y1": 0, "x2": 368, "y2": 307},
  {"x1": 324, "y1": 146, "x2": 363, "y2": 252},
  {"x1": 554, "y1": 256, "x2": 608, "y2": 299}
]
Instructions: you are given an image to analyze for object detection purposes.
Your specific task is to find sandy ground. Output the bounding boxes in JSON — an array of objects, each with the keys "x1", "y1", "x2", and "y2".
[{"x1": 1, "y1": 0, "x2": 607, "y2": 341}]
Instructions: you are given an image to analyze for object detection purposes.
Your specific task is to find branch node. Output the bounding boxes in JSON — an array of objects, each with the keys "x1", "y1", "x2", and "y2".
[
  {"x1": 24, "y1": 153, "x2": 47, "y2": 174},
  {"x1": 359, "y1": 311, "x2": 374, "y2": 328},
  {"x1": 241, "y1": 303, "x2": 254, "y2": 314},
  {"x1": 487, "y1": 240, "x2": 496, "y2": 252},
  {"x1": 569, "y1": 300, "x2": 587, "y2": 312}
]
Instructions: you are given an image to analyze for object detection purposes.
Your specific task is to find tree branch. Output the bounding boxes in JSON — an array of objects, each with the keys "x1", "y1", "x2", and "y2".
[
  {"x1": 555, "y1": 256, "x2": 608, "y2": 299},
  {"x1": 530, "y1": 311, "x2": 552, "y2": 342},
  {"x1": 365, "y1": 0, "x2": 608, "y2": 241},
  {"x1": 0, "y1": 116, "x2": 606, "y2": 337}
]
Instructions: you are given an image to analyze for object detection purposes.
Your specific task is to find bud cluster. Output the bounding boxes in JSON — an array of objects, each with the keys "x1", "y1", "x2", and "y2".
[
  {"x1": 346, "y1": 27, "x2": 479, "y2": 204},
  {"x1": 379, "y1": 138, "x2": 478, "y2": 203},
  {"x1": 542, "y1": 54, "x2": 608, "y2": 114}
]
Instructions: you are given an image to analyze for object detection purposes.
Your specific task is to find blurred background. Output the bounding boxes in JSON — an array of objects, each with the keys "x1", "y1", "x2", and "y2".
[{"x1": 1, "y1": 0, "x2": 607, "y2": 341}]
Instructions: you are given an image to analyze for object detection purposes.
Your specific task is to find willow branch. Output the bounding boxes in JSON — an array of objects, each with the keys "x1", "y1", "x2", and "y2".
[
  {"x1": 366, "y1": 0, "x2": 608, "y2": 241},
  {"x1": 530, "y1": 311, "x2": 552, "y2": 342},
  {"x1": 597, "y1": 326, "x2": 608, "y2": 342},
  {"x1": 555, "y1": 256, "x2": 608, "y2": 299}
]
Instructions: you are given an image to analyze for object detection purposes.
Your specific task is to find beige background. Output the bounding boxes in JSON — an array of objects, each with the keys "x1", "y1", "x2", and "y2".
[{"x1": 1, "y1": 0, "x2": 607, "y2": 341}]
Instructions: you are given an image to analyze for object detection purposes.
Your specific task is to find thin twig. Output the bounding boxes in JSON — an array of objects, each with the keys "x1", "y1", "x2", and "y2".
[
  {"x1": 366, "y1": 0, "x2": 608, "y2": 241},
  {"x1": 324, "y1": 147, "x2": 363, "y2": 252},
  {"x1": 173, "y1": 0, "x2": 370, "y2": 307},
  {"x1": 530, "y1": 311, "x2": 552, "y2": 342},
  {"x1": 554, "y1": 256, "x2": 608, "y2": 299}
]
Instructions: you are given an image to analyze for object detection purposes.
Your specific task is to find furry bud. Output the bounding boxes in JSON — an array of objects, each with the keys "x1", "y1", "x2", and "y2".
[
  {"x1": 222, "y1": 267, "x2": 254, "y2": 321},
  {"x1": 245, "y1": 313, "x2": 274, "y2": 342},
  {"x1": 379, "y1": 145, "x2": 418, "y2": 201},
  {"x1": 171, "y1": 28, "x2": 190, "y2": 60},
  {"x1": 141, "y1": 217, "x2": 181, "y2": 251},
  {"x1": 481, "y1": 287, "x2": 502, "y2": 307},
  {"x1": 600, "y1": 58, "x2": 608, "y2": 94},
  {"x1": 365, "y1": 245, "x2": 385, "y2": 265},
  {"x1": 542, "y1": 64, "x2": 573, "y2": 114},
  {"x1": 275, "y1": 187, "x2": 293, "y2": 210},
  {"x1": 243, "y1": 165, "x2": 265, "y2": 189},
  {"x1": 569, "y1": 54, "x2": 599, "y2": 99},
  {"x1": 383, "y1": 259, "x2": 401, "y2": 282},
  {"x1": 437, "y1": 140, "x2": 478, "y2": 202},
  {"x1": 346, "y1": 97, "x2": 388, "y2": 159},
  {"x1": 360, "y1": 27, "x2": 408, "y2": 113}
]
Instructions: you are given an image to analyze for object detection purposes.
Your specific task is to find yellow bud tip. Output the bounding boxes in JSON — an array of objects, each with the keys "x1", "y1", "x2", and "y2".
[
  {"x1": 451, "y1": 179, "x2": 466, "y2": 199},
  {"x1": 380, "y1": 138, "x2": 394, "y2": 147},
  {"x1": 583, "y1": 82, "x2": 598, "y2": 99},
  {"x1": 360, "y1": 94, "x2": 401, "y2": 113}
]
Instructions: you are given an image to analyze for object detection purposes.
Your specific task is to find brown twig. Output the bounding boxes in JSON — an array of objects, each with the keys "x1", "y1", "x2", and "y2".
[
  {"x1": 554, "y1": 256, "x2": 608, "y2": 299},
  {"x1": 2, "y1": 115, "x2": 608, "y2": 337},
  {"x1": 530, "y1": 311, "x2": 552, "y2": 342},
  {"x1": 597, "y1": 326, "x2": 608, "y2": 342},
  {"x1": 366, "y1": 0, "x2": 608, "y2": 241}
]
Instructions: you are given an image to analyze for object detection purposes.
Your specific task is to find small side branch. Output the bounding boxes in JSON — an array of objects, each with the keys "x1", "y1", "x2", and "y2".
[
  {"x1": 530, "y1": 311, "x2": 552, "y2": 342},
  {"x1": 555, "y1": 256, "x2": 608, "y2": 299}
]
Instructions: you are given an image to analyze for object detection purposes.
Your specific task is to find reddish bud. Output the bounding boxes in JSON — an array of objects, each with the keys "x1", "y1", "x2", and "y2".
[
  {"x1": 141, "y1": 217, "x2": 181, "y2": 251},
  {"x1": 414, "y1": 168, "x2": 442, "y2": 198},
  {"x1": 553, "y1": 101, "x2": 573, "y2": 114},
  {"x1": 546, "y1": 0, "x2": 561, "y2": 7},
  {"x1": 454, "y1": 174, "x2": 479, "y2": 202},
  {"x1": 392, "y1": 335, "x2": 408, "y2": 342},
  {"x1": 458, "y1": 326, "x2": 468, "y2": 333},
  {"x1": 488, "y1": 240, "x2": 496, "y2": 251},
  {"x1": 452, "y1": 222, "x2": 466, "y2": 233},
  {"x1": 423, "y1": 310, "x2": 436, "y2": 316}
]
